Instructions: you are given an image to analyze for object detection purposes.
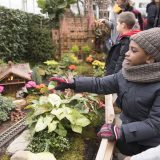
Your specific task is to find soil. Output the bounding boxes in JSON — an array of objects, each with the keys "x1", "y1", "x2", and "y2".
[{"x1": 84, "y1": 139, "x2": 100, "y2": 160}]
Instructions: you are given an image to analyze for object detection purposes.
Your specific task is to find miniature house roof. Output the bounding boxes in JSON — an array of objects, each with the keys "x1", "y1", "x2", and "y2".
[{"x1": 0, "y1": 62, "x2": 31, "y2": 82}]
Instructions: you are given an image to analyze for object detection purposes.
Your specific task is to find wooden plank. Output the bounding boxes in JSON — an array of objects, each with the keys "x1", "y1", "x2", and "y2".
[{"x1": 95, "y1": 94, "x2": 116, "y2": 160}]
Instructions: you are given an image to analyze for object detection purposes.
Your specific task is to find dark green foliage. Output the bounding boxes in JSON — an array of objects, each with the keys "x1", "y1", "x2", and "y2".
[
  {"x1": 0, "y1": 6, "x2": 55, "y2": 63},
  {"x1": 31, "y1": 67, "x2": 42, "y2": 84},
  {"x1": 27, "y1": 130, "x2": 70, "y2": 154},
  {"x1": 26, "y1": 27, "x2": 55, "y2": 63},
  {"x1": 0, "y1": 7, "x2": 28, "y2": 62},
  {"x1": 0, "y1": 95, "x2": 15, "y2": 122},
  {"x1": 37, "y1": 0, "x2": 76, "y2": 28}
]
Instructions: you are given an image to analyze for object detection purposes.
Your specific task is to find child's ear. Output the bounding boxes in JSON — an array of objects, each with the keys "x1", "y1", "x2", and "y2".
[
  {"x1": 122, "y1": 23, "x2": 127, "y2": 28},
  {"x1": 146, "y1": 56, "x2": 155, "y2": 64}
]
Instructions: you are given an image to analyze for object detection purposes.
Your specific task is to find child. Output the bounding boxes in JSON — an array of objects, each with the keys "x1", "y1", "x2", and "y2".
[
  {"x1": 106, "y1": 11, "x2": 140, "y2": 75},
  {"x1": 50, "y1": 28, "x2": 160, "y2": 156}
]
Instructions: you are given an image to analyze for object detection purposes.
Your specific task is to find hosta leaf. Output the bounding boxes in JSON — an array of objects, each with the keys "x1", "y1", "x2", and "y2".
[
  {"x1": 71, "y1": 124, "x2": 82, "y2": 133},
  {"x1": 65, "y1": 107, "x2": 90, "y2": 127},
  {"x1": 39, "y1": 96, "x2": 49, "y2": 105},
  {"x1": 35, "y1": 115, "x2": 54, "y2": 132},
  {"x1": 48, "y1": 93, "x2": 62, "y2": 107},
  {"x1": 55, "y1": 123, "x2": 67, "y2": 136},
  {"x1": 51, "y1": 108, "x2": 65, "y2": 120},
  {"x1": 44, "y1": 60, "x2": 59, "y2": 66},
  {"x1": 48, "y1": 120, "x2": 59, "y2": 133},
  {"x1": 35, "y1": 116, "x2": 47, "y2": 132},
  {"x1": 33, "y1": 104, "x2": 52, "y2": 116}
]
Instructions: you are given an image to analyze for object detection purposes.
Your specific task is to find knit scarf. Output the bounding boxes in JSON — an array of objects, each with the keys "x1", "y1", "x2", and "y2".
[{"x1": 122, "y1": 62, "x2": 160, "y2": 83}]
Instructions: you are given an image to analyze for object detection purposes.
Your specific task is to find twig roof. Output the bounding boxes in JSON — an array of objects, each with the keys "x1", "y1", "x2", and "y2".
[{"x1": 0, "y1": 63, "x2": 31, "y2": 81}]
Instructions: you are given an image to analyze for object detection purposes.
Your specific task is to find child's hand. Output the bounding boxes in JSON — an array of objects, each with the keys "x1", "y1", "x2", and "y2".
[
  {"x1": 49, "y1": 77, "x2": 75, "y2": 91},
  {"x1": 97, "y1": 123, "x2": 121, "y2": 141}
]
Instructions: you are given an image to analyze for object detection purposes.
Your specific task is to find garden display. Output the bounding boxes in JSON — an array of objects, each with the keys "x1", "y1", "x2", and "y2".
[{"x1": 0, "y1": 1, "x2": 108, "y2": 159}]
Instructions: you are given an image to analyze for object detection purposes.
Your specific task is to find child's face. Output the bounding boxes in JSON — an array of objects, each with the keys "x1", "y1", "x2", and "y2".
[
  {"x1": 116, "y1": 21, "x2": 124, "y2": 34},
  {"x1": 123, "y1": 40, "x2": 150, "y2": 67}
]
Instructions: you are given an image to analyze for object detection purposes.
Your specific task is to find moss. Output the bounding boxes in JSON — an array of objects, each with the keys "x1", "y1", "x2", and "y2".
[
  {"x1": 57, "y1": 136, "x2": 85, "y2": 160},
  {"x1": 0, "y1": 154, "x2": 10, "y2": 160},
  {"x1": 82, "y1": 126, "x2": 96, "y2": 139}
]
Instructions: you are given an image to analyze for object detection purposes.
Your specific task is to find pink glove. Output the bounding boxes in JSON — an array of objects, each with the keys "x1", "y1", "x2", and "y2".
[
  {"x1": 97, "y1": 123, "x2": 121, "y2": 141},
  {"x1": 49, "y1": 77, "x2": 75, "y2": 91}
]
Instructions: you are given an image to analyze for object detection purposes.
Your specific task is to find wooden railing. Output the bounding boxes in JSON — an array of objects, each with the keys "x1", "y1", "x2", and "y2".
[{"x1": 95, "y1": 94, "x2": 116, "y2": 160}]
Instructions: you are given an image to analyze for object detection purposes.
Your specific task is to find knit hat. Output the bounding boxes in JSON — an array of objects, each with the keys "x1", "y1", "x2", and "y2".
[{"x1": 130, "y1": 27, "x2": 160, "y2": 62}]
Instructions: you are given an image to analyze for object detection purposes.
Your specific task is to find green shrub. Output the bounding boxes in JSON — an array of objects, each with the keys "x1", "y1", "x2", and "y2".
[
  {"x1": 28, "y1": 130, "x2": 70, "y2": 154},
  {"x1": 26, "y1": 27, "x2": 55, "y2": 63},
  {"x1": 0, "y1": 95, "x2": 15, "y2": 122},
  {"x1": 0, "y1": 6, "x2": 55, "y2": 63}
]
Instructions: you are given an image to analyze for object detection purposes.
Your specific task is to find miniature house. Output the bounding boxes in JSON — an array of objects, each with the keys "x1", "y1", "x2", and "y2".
[{"x1": 0, "y1": 62, "x2": 31, "y2": 95}]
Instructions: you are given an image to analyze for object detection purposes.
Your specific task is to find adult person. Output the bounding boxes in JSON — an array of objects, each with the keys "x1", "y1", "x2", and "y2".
[
  {"x1": 146, "y1": 0, "x2": 160, "y2": 29},
  {"x1": 124, "y1": 145, "x2": 160, "y2": 160},
  {"x1": 50, "y1": 28, "x2": 160, "y2": 156}
]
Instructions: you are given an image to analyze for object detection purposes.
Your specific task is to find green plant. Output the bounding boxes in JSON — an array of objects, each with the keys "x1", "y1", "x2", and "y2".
[
  {"x1": 0, "y1": 95, "x2": 15, "y2": 122},
  {"x1": 70, "y1": 44, "x2": 79, "y2": 53},
  {"x1": 0, "y1": 6, "x2": 54, "y2": 63},
  {"x1": 81, "y1": 45, "x2": 91, "y2": 53},
  {"x1": 60, "y1": 53, "x2": 79, "y2": 67},
  {"x1": 0, "y1": 154, "x2": 10, "y2": 160},
  {"x1": 37, "y1": 0, "x2": 76, "y2": 27},
  {"x1": 76, "y1": 63, "x2": 93, "y2": 76},
  {"x1": 28, "y1": 130, "x2": 70, "y2": 154},
  {"x1": 92, "y1": 60, "x2": 105, "y2": 77},
  {"x1": 25, "y1": 93, "x2": 91, "y2": 136},
  {"x1": 26, "y1": 27, "x2": 55, "y2": 64},
  {"x1": 31, "y1": 67, "x2": 42, "y2": 84}
]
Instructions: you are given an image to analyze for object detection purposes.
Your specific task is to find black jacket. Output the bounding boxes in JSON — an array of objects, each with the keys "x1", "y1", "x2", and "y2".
[
  {"x1": 74, "y1": 71, "x2": 160, "y2": 146},
  {"x1": 105, "y1": 36, "x2": 130, "y2": 75}
]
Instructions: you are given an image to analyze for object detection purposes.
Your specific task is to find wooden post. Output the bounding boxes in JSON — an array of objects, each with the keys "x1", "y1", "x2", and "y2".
[{"x1": 95, "y1": 94, "x2": 115, "y2": 160}]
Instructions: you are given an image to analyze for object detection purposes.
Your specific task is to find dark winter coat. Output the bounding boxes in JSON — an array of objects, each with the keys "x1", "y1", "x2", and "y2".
[
  {"x1": 146, "y1": 3, "x2": 160, "y2": 29},
  {"x1": 105, "y1": 30, "x2": 140, "y2": 76},
  {"x1": 74, "y1": 71, "x2": 160, "y2": 147}
]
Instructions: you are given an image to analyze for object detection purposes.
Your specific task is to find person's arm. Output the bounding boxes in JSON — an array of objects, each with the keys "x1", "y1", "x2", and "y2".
[
  {"x1": 74, "y1": 73, "x2": 119, "y2": 94},
  {"x1": 50, "y1": 73, "x2": 120, "y2": 94},
  {"x1": 124, "y1": 145, "x2": 160, "y2": 160},
  {"x1": 122, "y1": 93, "x2": 160, "y2": 143}
]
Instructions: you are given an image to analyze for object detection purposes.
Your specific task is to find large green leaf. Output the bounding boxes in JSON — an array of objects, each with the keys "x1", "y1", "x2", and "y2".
[
  {"x1": 65, "y1": 107, "x2": 90, "y2": 127},
  {"x1": 57, "y1": 0, "x2": 67, "y2": 9},
  {"x1": 48, "y1": 93, "x2": 62, "y2": 107},
  {"x1": 35, "y1": 115, "x2": 54, "y2": 132},
  {"x1": 51, "y1": 108, "x2": 66, "y2": 120},
  {"x1": 48, "y1": 120, "x2": 59, "y2": 133},
  {"x1": 71, "y1": 124, "x2": 82, "y2": 133},
  {"x1": 55, "y1": 123, "x2": 67, "y2": 136}
]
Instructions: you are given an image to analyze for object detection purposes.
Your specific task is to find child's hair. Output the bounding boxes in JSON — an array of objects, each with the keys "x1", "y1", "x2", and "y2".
[{"x1": 117, "y1": 11, "x2": 136, "y2": 29}]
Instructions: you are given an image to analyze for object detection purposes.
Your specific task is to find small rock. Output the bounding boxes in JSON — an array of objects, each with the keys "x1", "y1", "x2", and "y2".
[
  {"x1": 10, "y1": 151, "x2": 56, "y2": 160},
  {"x1": 6, "y1": 130, "x2": 31, "y2": 155}
]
